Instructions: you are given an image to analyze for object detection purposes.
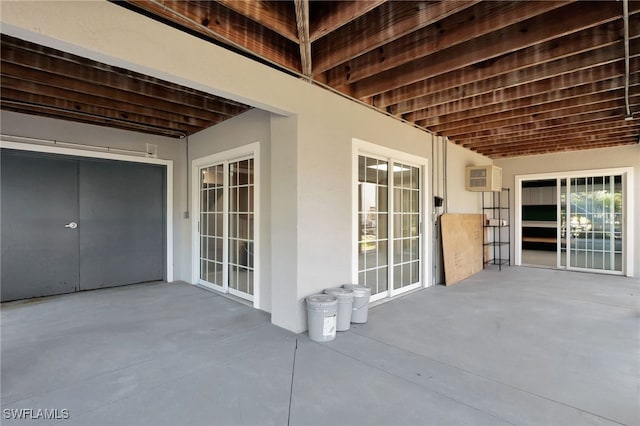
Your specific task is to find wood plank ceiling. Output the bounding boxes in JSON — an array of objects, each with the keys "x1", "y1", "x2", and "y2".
[
  {"x1": 2, "y1": 1, "x2": 639, "y2": 158},
  {"x1": 0, "y1": 34, "x2": 251, "y2": 138}
]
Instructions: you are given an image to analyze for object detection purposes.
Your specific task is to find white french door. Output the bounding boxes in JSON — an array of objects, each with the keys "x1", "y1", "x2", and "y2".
[
  {"x1": 356, "y1": 151, "x2": 425, "y2": 302},
  {"x1": 197, "y1": 156, "x2": 255, "y2": 301}
]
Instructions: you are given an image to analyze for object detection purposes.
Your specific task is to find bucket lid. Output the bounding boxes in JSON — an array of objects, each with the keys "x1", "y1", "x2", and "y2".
[
  {"x1": 323, "y1": 287, "x2": 354, "y2": 301},
  {"x1": 306, "y1": 293, "x2": 338, "y2": 307},
  {"x1": 342, "y1": 284, "x2": 372, "y2": 296}
]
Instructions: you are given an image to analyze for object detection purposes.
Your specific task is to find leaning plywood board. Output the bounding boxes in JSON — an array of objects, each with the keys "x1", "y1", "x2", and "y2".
[{"x1": 441, "y1": 214, "x2": 484, "y2": 286}]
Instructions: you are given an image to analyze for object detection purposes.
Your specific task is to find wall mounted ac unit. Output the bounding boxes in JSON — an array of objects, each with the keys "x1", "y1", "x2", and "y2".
[{"x1": 465, "y1": 165, "x2": 502, "y2": 192}]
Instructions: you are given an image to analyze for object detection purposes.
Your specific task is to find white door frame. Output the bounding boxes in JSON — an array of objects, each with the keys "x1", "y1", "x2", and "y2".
[
  {"x1": 0, "y1": 139, "x2": 174, "y2": 282},
  {"x1": 352, "y1": 138, "x2": 431, "y2": 302},
  {"x1": 515, "y1": 167, "x2": 634, "y2": 277},
  {"x1": 191, "y1": 142, "x2": 260, "y2": 308}
]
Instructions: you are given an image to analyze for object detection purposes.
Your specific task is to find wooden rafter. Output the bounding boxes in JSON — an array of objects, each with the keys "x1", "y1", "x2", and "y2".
[
  {"x1": 420, "y1": 77, "x2": 640, "y2": 130},
  {"x1": 398, "y1": 61, "x2": 633, "y2": 122},
  {"x1": 479, "y1": 133, "x2": 638, "y2": 155},
  {"x1": 215, "y1": 0, "x2": 298, "y2": 42},
  {"x1": 309, "y1": 0, "x2": 387, "y2": 42},
  {"x1": 387, "y1": 17, "x2": 640, "y2": 113},
  {"x1": 463, "y1": 120, "x2": 639, "y2": 148},
  {"x1": 294, "y1": 0, "x2": 312, "y2": 77},
  {"x1": 4, "y1": 1, "x2": 638, "y2": 157},
  {"x1": 311, "y1": 0, "x2": 479, "y2": 74},
  {"x1": 376, "y1": 36, "x2": 640, "y2": 109},
  {"x1": 0, "y1": 34, "x2": 251, "y2": 137},
  {"x1": 125, "y1": 0, "x2": 301, "y2": 72},
  {"x1": 431, "y1": 97, "x2": 640, "y2": 139},
  {"x1": 442, "y1": 106, "x2": 639, "y2": 142},
  {"x1": 355, "y1": 1, "x2": 639, "y2": 99},
  {"x1": 323, "y1": 0, "x2": 574, "y2": 88}
]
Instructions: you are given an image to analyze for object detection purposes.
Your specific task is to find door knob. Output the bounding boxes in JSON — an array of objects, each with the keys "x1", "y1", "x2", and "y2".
[{"x1": 64, "y1": 222, "x2": 78, "y2": 229}]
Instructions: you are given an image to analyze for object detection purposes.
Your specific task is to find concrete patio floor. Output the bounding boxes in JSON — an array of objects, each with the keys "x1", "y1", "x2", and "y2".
[{"x1": 1, "y1": 267, "x2": 638, "y2": 426}]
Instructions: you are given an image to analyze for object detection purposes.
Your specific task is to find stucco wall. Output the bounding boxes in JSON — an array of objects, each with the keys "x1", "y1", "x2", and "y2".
[{"x1": 187, "y1": 108, "x2": 272, "y2": 312}]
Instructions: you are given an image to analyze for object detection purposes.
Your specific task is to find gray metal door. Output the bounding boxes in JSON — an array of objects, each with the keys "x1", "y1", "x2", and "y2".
[
  {"x1": 1, "y1": 149, "x2": 80, "y2": 300},
  {"x1": 1, "y1": 149, "x2": 165, "y2": 301},
  {"x1": 79, "y1": 159, "x2": 165, "y2": 290}
]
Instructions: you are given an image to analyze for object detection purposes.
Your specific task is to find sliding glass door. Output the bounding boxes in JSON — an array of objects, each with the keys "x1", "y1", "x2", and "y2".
[
  {"x1": 563, "y1": 175, "x2": 623, "y2": 273},
  {"x1": 518, "y1": 169, "x2": 629, "y2": 276},
  {"x1": 198, "y1": 157, "x2": 255, "y2": 301},
  {"x1": 357, "y1": 154, "x2": 423, "y2": 301},
  {"x1": 392, "y1": 162, "x2": 421, "y2": 292}
]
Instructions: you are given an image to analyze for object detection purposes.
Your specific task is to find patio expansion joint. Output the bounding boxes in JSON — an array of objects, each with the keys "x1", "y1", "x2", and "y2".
[{"x1": 287, "y1": 338, "x2": 298, "y2": 426}]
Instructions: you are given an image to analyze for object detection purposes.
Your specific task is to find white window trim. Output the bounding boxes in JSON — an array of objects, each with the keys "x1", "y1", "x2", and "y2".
[
  {"x1": 515, "y1": 167, "x2": 634, "y2": 277},
  {"x1": 352, "y1": 138, "x2": 431, "y2": 302},
  {"x1": 191, "y1": 142, "x2": 261, "y2": 309},
  {"x1": 0, "y1": 140, "x2": 175, "y2": 282}
]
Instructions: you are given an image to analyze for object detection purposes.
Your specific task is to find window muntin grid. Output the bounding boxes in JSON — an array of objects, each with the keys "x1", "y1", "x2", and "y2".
[
  {"x1": 357, "y1": 156, "x2": 421, "y2": 296},
  {"x1": 567, "y1": 175, "x2": 623, "y2": 272},
  {"x1": 392, "y1": 162, "x2": 420, "y2": 290},
  {"x1": 357, "y1": 156, "x2": 389, "y2": 296},
  {"x1": 228, "y1": 159, "x2": 255, "y2": 295},
  {"x1": 199, "y1": 164, "x2": 224, "y2": 286},
  {"x1": 198, "y1": 158, "x2": 255, "y2": 298}
]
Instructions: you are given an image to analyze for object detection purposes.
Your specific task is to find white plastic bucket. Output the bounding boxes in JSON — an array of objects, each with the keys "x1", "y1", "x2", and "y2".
[
  {"x1": 342, "y1": 284, "x2": 371, "y2": 323},
  {"x1": 306, "y1": 294, "x2": 338, "y2": 342},
  {"x1": 323, "y1": 287, "x2": 354, "y2": 331}
]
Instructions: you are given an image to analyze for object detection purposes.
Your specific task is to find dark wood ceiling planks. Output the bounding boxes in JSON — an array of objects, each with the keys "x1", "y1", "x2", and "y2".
[
  {"x1": 0, "y1": 34, "x2": 251, "y2": 138},
  {"x1": 1, "y1": 1, "x2": 639, "y2": 157}
]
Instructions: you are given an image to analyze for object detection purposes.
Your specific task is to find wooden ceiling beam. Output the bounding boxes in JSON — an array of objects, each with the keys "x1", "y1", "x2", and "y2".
[
  {"x1": 441, "y1": 105, "x2": 639, "y2": 141},
  {"x1": 432, "y1": 96, "x2": 640, "y2": 138},
  {"x1": 480, "y1": 131, "x2": 639, "y2": 153},
  {"x1": 294, "y1": 0, "x2": 312, "y2": 77},
  {"x1": 0, "y1": 103, "x2": 194, "y2": 138},
  {"x1": 0, "y1": 61, "x2": 244, "y2": 123},
  {"x1": 376, "y1": 29, "x2": 639, "y2": 109},
  {"x1": 309, "y1": 0, "x2": 387, "y2": 42},
  {"x1": 0, "y1": 93, "x2": 203, "y2": 135},
  {"x1": 0, "y1": 46, "x2": 250, "y2": 118},
  {"x1": 476, "y1": 134, "x2": 638, "y2": 157},
  {"x1": 402, "y1": 61, "x2": 635, "y2": 122},
  {"x1": 1, "y1": 35, "x2": 249, "y2": 110},
  {"x1": 427, "y1": 86, "x2": 639, "y2": 135},
  {"x1": 311, "y1": 0, "x2": 479, "y2": 75},
  {"x1": 125, "y1": 0, "x2": 301, "y2": 72},
  {"x1": 323, "y1": 0, "x2": 573, "y2": 88},
  {"x1": 452, "y1": 115, "x2": 631, "y2": 144},
  {"x1": 355, "y1": 1, "x2": 638, "y2": 99},
  {"x1": 0, "y1": 77, "x2": 216, "y2": 129},
  {"x1": 463, "y1": 120, "x2": 639, "y2": 148},
  {"x1": 214, "y1": 0, "x2": 298, "y2": 42},
  {"x1": 472, "y1": 136, "x2": 639, "y2": 159},
  {"x1": 416, "y1": 75, "x2": 637, "y2": 126},
  {"x1": 487, "y1": 140, "x2": 637, "y2": 158}
]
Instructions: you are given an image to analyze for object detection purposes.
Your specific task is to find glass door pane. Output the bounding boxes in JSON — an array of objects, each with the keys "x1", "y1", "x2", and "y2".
[
  {"x1": 357, "y1": 156, "x2": 389, "y2": 296},
  {"x1": 200, "y1": 164, "x2": 225, "y2": 286},
  {"x1": 568, "y1": 175, "x2": 623, "y2": 272},
  {"x1": 392, "y1": 162, "x2": 420, "y2": 291},
  {"x1": 560, "y1": 178, "x2": 567, "y2": 268},
  {"x1": 228, "y1": 159, "x2": 255, "y2": 297}
]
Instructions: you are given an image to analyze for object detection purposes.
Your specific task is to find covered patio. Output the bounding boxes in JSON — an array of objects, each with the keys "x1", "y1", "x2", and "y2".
[{"x1": 1, "y1": 267, "x2": 637, "y2": 425}]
